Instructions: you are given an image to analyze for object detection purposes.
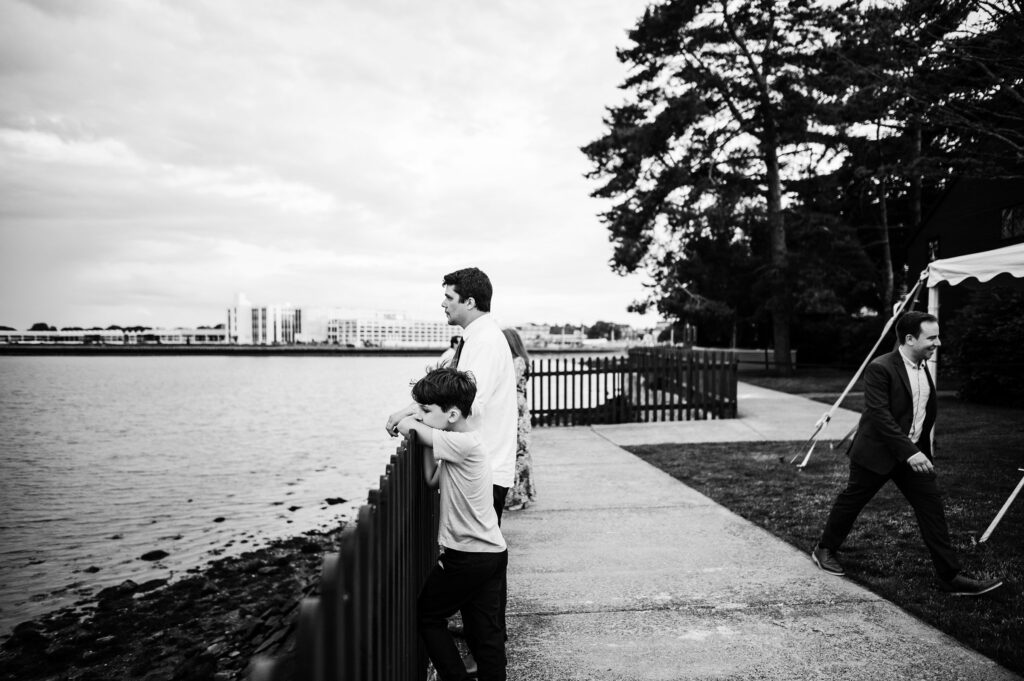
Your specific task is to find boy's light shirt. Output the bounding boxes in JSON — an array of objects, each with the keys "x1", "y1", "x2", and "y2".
[{"x1": 433, "y1": 430, "x2": 506, "y2": 553}]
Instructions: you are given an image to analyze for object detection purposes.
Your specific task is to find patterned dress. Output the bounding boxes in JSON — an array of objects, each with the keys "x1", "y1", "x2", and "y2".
[{"x1": 504, "y1": 355, "x2": 535, "y2": 510}]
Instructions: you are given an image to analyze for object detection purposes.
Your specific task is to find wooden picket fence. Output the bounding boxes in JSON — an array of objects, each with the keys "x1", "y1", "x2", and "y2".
[
  {"x1": 248, "y1": 432, "x2": 438, "y2": 681},
  {"x1": 530, "y1": 347, "x2": 737, "y2": 426}
]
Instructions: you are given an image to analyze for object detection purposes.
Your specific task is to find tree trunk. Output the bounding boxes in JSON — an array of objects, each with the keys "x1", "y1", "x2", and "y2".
[
  {"x1": 878, "y1": 174, "x2": 894, "y2": 317},
  {"x1": 765, "y1": 132, "x2": 792, "y2": 374},
  {"x1": 909, "y1": 118, "x2": 923, "y2": 295}
]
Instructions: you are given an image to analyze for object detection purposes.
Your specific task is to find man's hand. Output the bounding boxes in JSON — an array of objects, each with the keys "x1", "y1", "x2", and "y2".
[{"x1": 906, "y1": 451, "x2": 934, "y2": 474}]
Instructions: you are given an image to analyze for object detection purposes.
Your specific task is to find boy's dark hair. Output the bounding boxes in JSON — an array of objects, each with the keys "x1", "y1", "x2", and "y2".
[
  {"x1": 443, "y1": 267, "x2": 492, "y2": 312},
  {"x1": 895, "y1": 311, "x2": 938, "y2": 344},
  {"x1": 412, "y1": 367, "x2": 476, "y2": 417}
]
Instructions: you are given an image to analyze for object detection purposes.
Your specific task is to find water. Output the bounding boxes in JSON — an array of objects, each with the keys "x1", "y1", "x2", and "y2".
[{"x1": 0, "y1": 354, "x2": 438, "y2": 635}]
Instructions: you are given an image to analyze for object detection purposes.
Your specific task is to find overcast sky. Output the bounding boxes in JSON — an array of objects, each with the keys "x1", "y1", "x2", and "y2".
[{"x1": 0, "y1": 0, "x2": 659, "y2": 331}]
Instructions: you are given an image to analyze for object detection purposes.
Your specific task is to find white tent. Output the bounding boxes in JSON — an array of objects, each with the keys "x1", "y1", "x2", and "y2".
[
  {"x1": 927, "y1": 241, "x2": 1024, "y2": 287},
  {"x1": 926, "y1": 241, "x2": 1024, "y2": 382}
]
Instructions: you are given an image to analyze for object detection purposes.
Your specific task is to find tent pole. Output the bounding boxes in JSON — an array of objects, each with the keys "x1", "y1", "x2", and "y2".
[
  {"x1": 928, "y1": 283, "x2": 940, "y2": 456},
  {"x1": 979, "y1": 469, "x2": 1024, "y2": 543},
  {"x1": 928, "y1": 284, "x2": 940, "y2": 386},
  {"x1": 792, "y1": 273, "x2": 927, "y2": 467}
]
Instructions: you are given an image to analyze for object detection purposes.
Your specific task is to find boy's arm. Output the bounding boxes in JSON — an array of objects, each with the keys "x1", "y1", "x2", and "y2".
[
  {"x1": 423, "y1": 449, "x2": 440, "y2": 488},
  {"x1": 385, "y1": 402, "x2": 419, "y2": 437},
  {"x1": 396, "y1": 416, "x2": 435, "y2": 447},
  {"x1": 395, "y1": 416, "x2": 440, "y2": 487}
]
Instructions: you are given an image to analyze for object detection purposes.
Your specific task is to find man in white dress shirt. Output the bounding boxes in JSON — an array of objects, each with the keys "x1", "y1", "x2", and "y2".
[{"x1": 388, "y1": 267, "x2": 518, "y2": 522}]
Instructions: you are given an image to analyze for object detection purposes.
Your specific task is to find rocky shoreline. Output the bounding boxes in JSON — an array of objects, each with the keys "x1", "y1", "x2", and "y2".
[{"x1": 0, "y1": 525, "x2": 346, "y2": 681}]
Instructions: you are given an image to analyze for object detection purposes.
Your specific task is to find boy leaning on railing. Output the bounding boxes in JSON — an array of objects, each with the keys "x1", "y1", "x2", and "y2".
[{"x1": 394, "y1": 367, "x2": 508, "y2": 681}]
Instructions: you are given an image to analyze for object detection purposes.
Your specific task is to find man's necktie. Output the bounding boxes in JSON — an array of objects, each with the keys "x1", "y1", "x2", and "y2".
[{"x1": 452, "y1": 338, "x2": 465, "y2": 369}]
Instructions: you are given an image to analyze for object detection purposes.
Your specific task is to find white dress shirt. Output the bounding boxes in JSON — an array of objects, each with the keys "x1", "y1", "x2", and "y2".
[
  {"x1": 898, "y1": 347, "x2": 931, "y2": 445},
  {"x1": 456, "y1": 313, "x2": 517, "y2": 488}
]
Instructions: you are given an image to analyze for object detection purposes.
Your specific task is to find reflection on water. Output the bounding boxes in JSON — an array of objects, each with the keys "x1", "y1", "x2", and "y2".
[{"x1": 0, "y1": 354, "x2": 430, "y2": 635}]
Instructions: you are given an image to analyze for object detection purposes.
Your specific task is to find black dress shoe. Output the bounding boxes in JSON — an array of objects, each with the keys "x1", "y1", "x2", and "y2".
[
  {"x1": 940, "y1": 574, "x2": 1003, "y2": 596},
  {"x1": 811, "y1": 544, "x2": 844, "y2": 576}
]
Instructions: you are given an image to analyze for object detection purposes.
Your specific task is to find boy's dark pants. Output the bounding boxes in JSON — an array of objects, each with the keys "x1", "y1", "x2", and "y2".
[{"x1": 419, "y1": 548, "x2": 508, "y2": 681}]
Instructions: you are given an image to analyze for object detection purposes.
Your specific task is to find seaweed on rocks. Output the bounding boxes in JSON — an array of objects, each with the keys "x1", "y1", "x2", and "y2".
[{"x1": 0, "y1": 526, "x2": 344, "y2": 681}]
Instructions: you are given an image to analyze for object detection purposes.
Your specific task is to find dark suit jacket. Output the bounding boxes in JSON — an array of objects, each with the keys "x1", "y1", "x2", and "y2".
[{"x1": 848, "y1": 350, "x2": 937, "y2": 475}]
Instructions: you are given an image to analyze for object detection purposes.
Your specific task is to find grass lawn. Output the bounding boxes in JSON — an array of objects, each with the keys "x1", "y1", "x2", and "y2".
[{"x1": 628, "y1": 369, "x2": 1024, "y2": 675}]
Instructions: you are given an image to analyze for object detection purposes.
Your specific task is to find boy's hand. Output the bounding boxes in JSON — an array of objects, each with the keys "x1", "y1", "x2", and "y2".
[
  {"x1": 396, "y1": 414, "x2": 435, "y2": 448},
  {"x1": 386, "y1": 405, "x2": 416, "y2": 436},
  {"x1": 396, "y1": 414, "x2": 424, "y2": 436}
]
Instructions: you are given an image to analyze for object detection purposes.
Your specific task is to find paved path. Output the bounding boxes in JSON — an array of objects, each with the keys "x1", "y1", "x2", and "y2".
[{"x1": 501, "y1": 382, "x2": 1019, "y2": 680}]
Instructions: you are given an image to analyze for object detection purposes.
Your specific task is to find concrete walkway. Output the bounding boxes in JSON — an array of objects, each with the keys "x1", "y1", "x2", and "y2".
[{"x1": 501, "y1": 382, "x2": 1019, "y2": 680}]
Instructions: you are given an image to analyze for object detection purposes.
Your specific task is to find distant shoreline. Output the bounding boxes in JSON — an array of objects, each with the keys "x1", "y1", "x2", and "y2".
[{"x1": 0, "y1": 344, "x2": 627, "y2": 357}]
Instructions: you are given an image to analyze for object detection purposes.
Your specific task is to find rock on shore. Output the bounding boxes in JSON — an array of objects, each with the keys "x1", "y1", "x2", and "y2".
[{"x1": 0, "y1": 526, "x2": 344, "y2": 681}]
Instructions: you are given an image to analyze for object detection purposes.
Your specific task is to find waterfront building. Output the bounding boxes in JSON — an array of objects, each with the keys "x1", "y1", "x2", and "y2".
[
  {"x1": 516, "y1": 323, "x2": 587, "y2": 348},
  {"x1": 327, "y1": 315, "x2": 460, "y2": 348},
  {"x1": 227, "y1": 294, "x2": 301, "y2": 345},
  {"x1": 0, "y1": 327, "x2": 228, "y2": 345}
]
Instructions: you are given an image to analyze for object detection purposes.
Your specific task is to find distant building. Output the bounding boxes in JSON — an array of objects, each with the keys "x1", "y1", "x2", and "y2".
[
  {"x1": 516, "y1": 323, "x2": 586, "y2": 348},
  {"x1": 225, "y1": 294, "x2": 460, "y2": 347},
  {"x1": 0, "y1": 327, "x2": 228, "y2": 344},
  {"x1": 227, "y1": 294, "x2": 301, "y2": 345},
  {"x1": 327, "y1": 315, "x2": 460, "y2": 348}
]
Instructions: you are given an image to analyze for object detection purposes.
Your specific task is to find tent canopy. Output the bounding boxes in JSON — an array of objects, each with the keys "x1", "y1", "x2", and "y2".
[{"x1": 927, "y1": 242, "x2": 1024, "y2": 287}]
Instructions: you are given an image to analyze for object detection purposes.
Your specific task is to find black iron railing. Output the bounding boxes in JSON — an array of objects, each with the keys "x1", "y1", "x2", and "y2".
[
  {"x1": 530, "y1": 347, "x2": 737, "y2": 426},
  {"x1": 248, "y1": 432, "x2": 438, "y2": 681}
]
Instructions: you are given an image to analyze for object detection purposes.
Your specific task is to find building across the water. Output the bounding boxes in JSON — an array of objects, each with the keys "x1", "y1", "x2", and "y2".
[
  {"x1": 327, "y1": 315, "x2": 460, "y2": 348},
  {"x1": 226, "y1": 294, "x2": 458, "y2": 347},
  {"x1": 0, "y1": 327, "x2": 228, "y2": 345},
  {"x1": 226, "y1": 294, "x2": 302, "y2": 345}
]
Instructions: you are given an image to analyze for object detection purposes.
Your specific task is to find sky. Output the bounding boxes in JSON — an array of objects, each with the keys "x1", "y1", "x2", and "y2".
[{"x1": 0, "y1": 0, "x2": 660, "y2": 331}]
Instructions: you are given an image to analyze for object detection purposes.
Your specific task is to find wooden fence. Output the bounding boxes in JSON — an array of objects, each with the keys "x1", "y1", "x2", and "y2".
[
  {"x1": 248, "y1": 432, "x2": 438, "y2": 681},
  {"x1": 530, "y1": 347, "x2": 737, "y2": 426}
]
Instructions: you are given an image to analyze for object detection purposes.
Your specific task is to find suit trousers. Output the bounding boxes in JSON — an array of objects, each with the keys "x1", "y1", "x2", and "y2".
[
  {"x1": 419, "y1": 548, "x2": 508, "y2": 681},
  {"x1": 819, "y1": 459, "x2": 961, "y2": 582}
]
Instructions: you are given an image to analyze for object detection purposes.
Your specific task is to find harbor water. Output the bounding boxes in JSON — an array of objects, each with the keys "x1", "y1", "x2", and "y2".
[{"x1": 0, "y1": 353, "x2": 440, "y2": 636}]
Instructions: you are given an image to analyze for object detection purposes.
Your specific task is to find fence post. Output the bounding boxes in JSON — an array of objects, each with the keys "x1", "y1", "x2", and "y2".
[
  {"x1": 295, "y1": 597, "x2": 322, "y2": 681},
  {"x1": 319, "y1": 554, "x2": 340, "y2": 681}
]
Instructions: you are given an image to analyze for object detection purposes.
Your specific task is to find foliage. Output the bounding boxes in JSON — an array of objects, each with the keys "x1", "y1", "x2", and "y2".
[
  {"x1": 945, "y1": 286, "x2": 1024, "y2": 407},
  {"x1": 28, "y1": 323, "x2": 56, "y2": 331},
  {"x1": 791, "y1": 314, "x2": 888, "y2": 367},
  {"x1": 586, "y1": 320, "x2": 629, "y2": 340},
  {"x1": 821, "y1": 0, "x2": 1024, "y2": 307},
  {"x1": 583, "y1": 0, "x2": 860, "y2": 369},
  {"x1": 585, "y1": 0, "x2": 1024, "y2": 366}
]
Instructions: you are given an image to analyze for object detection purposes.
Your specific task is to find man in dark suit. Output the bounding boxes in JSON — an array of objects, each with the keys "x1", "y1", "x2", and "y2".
[{"x1": 811, "y1": 311, "x2": 1003, "y2": 596}]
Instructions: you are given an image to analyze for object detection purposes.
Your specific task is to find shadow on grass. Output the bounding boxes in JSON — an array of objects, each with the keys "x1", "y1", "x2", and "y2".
[{"x1": 627, "y1": 396, "x2": 1024, "y2": 676}]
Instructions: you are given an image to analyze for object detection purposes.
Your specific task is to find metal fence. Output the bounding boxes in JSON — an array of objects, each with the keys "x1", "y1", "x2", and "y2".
[
  {"x1": 530, "y1": 347, "x2": 737, "y2": 426},
  {"x1": 249, "y1": 432, "x2": 438, "y2": 681}
]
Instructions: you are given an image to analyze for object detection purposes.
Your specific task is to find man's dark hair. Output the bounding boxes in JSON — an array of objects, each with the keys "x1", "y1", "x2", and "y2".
[
  {"x1": 443, "y1": 267, "x2": 492, "y2": 312},
  {"x1": 411, "y1": 367, "x2": 476, "y2": 417},
  {"x1": 895, "y1": 311, "x2": 938, "y2": 344}
]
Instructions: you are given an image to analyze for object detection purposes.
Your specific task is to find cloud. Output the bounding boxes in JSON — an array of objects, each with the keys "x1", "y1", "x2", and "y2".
[{"x1": 0, "y1": 0, "x2": 655, "y2": 330}]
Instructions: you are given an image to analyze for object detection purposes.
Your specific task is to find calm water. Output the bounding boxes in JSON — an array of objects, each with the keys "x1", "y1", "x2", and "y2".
[{"x1": 0, "y1": 354, "x2": 437, "y2": 635}]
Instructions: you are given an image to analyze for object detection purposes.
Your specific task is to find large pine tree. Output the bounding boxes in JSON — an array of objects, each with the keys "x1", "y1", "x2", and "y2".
[{"x1": 583, "y1": 0, "x2": 848, "y2": 370}]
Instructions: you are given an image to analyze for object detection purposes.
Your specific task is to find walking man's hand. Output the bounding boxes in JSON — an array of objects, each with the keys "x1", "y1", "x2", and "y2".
[{"x1": 906, "y1": 452, "x2": 934, "y2": 474}]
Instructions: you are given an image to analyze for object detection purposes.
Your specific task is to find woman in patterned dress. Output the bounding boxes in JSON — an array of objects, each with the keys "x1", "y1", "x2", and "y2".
[{"x1": 502, "y1": 328, "x2": 535, "y2": 510}]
